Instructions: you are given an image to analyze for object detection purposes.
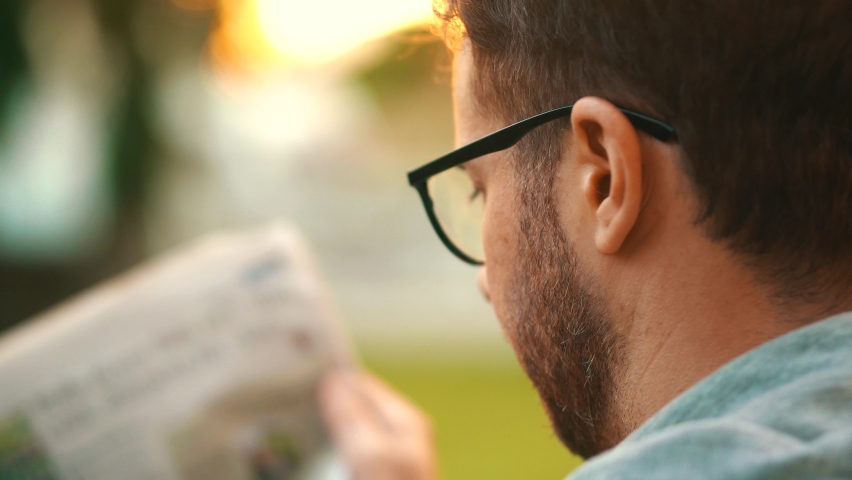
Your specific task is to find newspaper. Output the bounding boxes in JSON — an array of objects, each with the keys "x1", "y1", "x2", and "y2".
[{"x1": 0, "y1": 224, "x2": 352, "y2": 480}]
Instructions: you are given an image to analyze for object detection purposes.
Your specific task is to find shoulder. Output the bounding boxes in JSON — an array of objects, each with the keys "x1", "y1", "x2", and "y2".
[
  {"x1": 564, "y1": 317, "x2": 852, "y2": 480},
  {"x1": 569, "y1": 419, "x2": 850, "y2": 480}
]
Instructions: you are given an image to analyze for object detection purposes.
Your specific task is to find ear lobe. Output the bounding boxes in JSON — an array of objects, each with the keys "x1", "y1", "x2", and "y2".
[{"x1": 572, "y1": 97, "x2": 644, "y2": 255}]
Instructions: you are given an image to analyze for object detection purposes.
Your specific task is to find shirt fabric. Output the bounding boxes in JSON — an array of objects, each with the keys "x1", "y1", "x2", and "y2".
[{"x1": 568, "y1": 311, "x2": 852, "y2": 480}]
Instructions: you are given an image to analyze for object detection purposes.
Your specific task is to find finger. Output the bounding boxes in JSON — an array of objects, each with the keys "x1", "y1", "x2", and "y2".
[
  {"x1": 319, "y1": 371, "x2": 380, "y2": 433},
  {"x1": 319, "y1": 372, "x2": 388, "y2": 458},
  {"x1": 321, "y1": 371, "x2": 415, "y2": 433},
  {"x1": 319, "y1": 371, "x2": 428, "y2": 445},
  {"x1": 317, "y1": 371, "x2": 439, "y2": 480},
  {"x1": 357, "y1": 373, "x2": 432, "y2": 436}
]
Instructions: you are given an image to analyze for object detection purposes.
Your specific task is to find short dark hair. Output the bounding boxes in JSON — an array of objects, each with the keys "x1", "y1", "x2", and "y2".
[{"x1": 437, "y1": 0, "x2": 852, "y2": 304}]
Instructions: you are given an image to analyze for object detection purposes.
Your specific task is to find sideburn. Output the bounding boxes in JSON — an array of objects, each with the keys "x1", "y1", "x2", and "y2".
[{"x1": 507, "y1": 135, "x2": 626, "y2": 458}]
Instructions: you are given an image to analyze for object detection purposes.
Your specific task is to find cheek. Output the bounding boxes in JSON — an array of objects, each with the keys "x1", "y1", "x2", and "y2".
[
  {"x1": 481, "y1": 168, "x2": 520, "y2": 324},
  {"x1": 553, "y1": 154, "x2": 596, "y2": 256}
]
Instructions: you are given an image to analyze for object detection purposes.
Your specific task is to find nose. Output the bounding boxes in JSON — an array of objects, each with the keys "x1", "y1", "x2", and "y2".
[{"x1": 476, "y1": 266, "x2": 491, "y2": 303}]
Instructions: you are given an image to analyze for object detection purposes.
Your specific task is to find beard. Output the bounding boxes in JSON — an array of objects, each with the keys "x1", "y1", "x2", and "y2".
[{"x1": 505, "y1": 152, "x2": 628, "y2": 459}]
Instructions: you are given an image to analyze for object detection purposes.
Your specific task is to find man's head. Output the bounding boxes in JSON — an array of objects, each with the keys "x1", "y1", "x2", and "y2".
[{"x1": 442, "y1": 0, "x2": 852, "y2": 459}]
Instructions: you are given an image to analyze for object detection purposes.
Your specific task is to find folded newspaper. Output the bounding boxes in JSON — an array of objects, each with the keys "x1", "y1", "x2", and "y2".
[{"x1": 0, "y1": 224, "x2": 352, "y2": 480}]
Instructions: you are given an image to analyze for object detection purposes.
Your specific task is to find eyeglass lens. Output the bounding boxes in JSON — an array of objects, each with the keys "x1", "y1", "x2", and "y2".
[{"x1": 428, "y1": 166, "x2": 486, "y2": 263}]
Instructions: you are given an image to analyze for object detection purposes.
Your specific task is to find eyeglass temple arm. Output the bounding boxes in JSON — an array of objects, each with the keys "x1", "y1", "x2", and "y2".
[{"x1": 407, "y1": 105, "x2": 676, "y2": 187}]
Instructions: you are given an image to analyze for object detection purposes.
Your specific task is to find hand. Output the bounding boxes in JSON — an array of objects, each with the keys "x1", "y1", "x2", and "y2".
[{"x1": 318, "y1": 370, "x2": 439, "y2": 480}]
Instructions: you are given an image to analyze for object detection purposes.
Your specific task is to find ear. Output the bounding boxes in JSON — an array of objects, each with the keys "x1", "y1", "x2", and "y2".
[{"x1": 570, "y1": 97, "x2": 643, "y2": 254}]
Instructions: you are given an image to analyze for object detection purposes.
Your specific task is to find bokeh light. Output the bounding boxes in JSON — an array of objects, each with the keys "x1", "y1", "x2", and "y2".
[
  {"x1": 207, "y1": 0, "x2": 434, "y2": 69},
  {"x1": 258, "y1": 0, "x2": 432, "y2": 63}
]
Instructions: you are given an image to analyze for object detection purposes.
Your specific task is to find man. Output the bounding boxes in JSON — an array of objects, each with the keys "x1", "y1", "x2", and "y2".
[{"x1": 319, "y1": 0, "x2": 852, "y2": 478}]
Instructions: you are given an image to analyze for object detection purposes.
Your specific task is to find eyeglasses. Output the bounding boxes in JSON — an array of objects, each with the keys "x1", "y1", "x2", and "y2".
[{"x1": 407, "y1": 104, "x2": 677, "y2": 265}]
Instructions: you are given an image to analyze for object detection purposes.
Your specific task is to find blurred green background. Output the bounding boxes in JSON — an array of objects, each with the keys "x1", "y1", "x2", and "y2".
[
  {"x1": 366, "y1": 355, "x2": 582, "y2": 479},
  {"x1": 0, "y1": 0, "x2": 582, "y2": 478}
]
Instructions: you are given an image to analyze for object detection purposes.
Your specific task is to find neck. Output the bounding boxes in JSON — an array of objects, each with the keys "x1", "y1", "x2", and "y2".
[{"x1": 611, "y1": 238, "x2": 851, "y2": 439}]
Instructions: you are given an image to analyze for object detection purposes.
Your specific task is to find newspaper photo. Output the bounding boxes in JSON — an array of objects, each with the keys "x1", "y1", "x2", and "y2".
[{"x1": 0, "y1": 224, "x2": 352, "y2": 480}]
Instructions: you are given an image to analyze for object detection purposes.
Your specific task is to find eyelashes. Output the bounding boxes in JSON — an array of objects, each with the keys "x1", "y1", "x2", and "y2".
[{"x1": 459, "y1": 167, "x2": 486, "y2": 204}]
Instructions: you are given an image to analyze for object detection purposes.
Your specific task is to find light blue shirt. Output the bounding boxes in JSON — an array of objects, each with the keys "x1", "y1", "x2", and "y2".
[{"x1": 569, "y1": 312, "x2": 852, "y2": 480}]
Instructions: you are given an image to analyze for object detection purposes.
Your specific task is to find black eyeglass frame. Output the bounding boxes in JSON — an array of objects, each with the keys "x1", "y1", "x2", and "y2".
[{"x1": 407, "y1": 104, "x2": 678, "y2": 265}]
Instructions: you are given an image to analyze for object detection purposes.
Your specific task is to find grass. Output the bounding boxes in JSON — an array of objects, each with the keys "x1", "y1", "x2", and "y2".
[{"x1": 363, "y1": 354, "x2": 583, "y2": 480}]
